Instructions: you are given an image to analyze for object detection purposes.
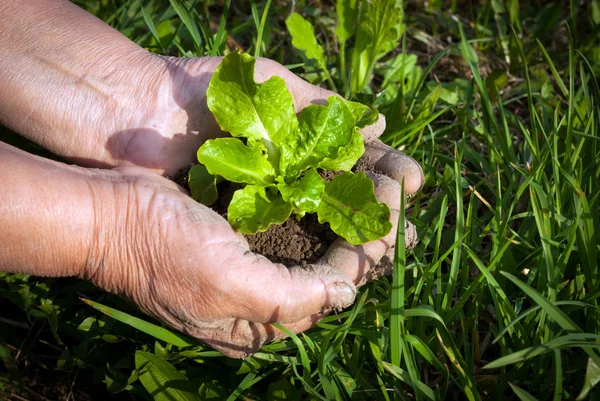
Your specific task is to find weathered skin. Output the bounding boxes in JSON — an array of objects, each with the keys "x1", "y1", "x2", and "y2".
[{"x1": 0, "y1": 0, "x2": 423, "y2": 357}]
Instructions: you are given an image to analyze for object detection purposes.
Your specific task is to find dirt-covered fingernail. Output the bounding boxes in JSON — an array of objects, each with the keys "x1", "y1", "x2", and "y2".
[{"x1": 326, "y1": 281, "x2": 356, "y2": 309}]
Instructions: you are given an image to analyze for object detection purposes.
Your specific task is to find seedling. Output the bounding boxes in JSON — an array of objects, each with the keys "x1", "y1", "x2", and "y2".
[{"x1": 189, "y1": 51, "x2": 391, "y2": 245}]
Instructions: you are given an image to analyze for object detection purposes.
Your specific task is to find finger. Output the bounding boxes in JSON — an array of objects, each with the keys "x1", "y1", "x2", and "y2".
[
  {"x1": 360, "y1": 113, "x2": 386, "y2": 143},
  {"x1": 220, "y1": 256, "x2": 356, "y2": 325},
  {"x1": 318, "y1": 173, "x2": 403, "y2": 285},
  {"x1": 362, "y1": 140, "x2": 424, "y2": 194}
]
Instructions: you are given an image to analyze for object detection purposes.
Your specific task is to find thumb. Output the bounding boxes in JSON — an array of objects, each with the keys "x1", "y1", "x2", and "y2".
[{"x1": 225, "y1": 254, "x2": 356, "y2": 324}]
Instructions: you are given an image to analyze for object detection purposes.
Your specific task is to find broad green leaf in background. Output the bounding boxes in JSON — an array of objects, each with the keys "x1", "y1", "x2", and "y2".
[
  {"x1": 280, "y1": 96, "x2": 355, "y2": 178},
  {"x1": 206, "y1": 51, "x2": 297, "y2": 155},
  {"x1": 228, "y1": 186, "x2": 292, "y2": 233},
  {"x1": 285, "y1": 13, "x2": 333, "y2": 87},
  {"x1": 317, "y1": 172, "x2": 392, "y2": 244},
  {"x1": 188, "y1": 164, "x2": 218, "y2": 206},
  {"x1": 277, "y1": 168, "x2": 325, "y2": 215},
  {"x1": 351, "y1": 0, "x2": 404, "y2": 93},
  {"x1": 381, "y1": 53, "x2": 419, "y2": 88},
  {"x1": 135, "y1": 351, "x2": 202, "y2": 401},
  {"x1": 335, "y1": 0, "x2": 360, "y2": 44},
  {"x1": 198, "y1": 138, "x2": 276, "y2": 185},
  {"x1": 285, "y1": 13, "x2": 326, "y2": 67},
  {"x1": 414, "y1": 85, "x2": 443, "y2": 121}
]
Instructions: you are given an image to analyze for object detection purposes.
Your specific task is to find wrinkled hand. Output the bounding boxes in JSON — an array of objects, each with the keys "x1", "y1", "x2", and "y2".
[{"x1": 87, "y1": 57, "x2": 424, "y2": 357}]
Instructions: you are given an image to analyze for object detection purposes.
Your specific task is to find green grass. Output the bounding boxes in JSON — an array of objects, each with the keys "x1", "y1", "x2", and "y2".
[{"x1": 2, "y1": 0, "x2": 600, "y2": 400}]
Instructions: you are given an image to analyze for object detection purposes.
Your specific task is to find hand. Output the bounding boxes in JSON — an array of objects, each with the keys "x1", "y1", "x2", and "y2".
[{"x1": 81, "y1": 162, "x2": 413, "y2": 358}]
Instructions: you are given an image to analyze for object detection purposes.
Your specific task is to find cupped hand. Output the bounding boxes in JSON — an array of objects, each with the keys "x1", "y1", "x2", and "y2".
[{"x1": 83, "y1": 162, "x2": 402, "y2": 357}]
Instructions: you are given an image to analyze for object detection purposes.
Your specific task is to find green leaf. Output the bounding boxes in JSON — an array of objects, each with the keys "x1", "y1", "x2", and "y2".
[
  {"x1": 281, "y1": 96, "x2": 355, "y2": 178},
  {"x1": 277, "y1": 168, "x2": 324, "y2": 214},
  {"x1": 228, "y1": 186, "x2": 293, "y2": 233},
  {"x1": 577, "y1": 358, "x2": 600, "y2": 400},
  {"x1": 345, "y1": 100, "x2": 379, "y2": 128},
  {"x1": 188, "y1": 164, "x2": 218, "y2": 206},
  {"x1": 197, "y1": 138, "x2": 275, "y2": 185},
  {"x1": 135, "y1": 351, "x2": 202, "y2": 401},
  {"x1": 206, "y1": 51, "x2": 297, "y2": 152},
  {"x1": 351, "y1": 0, "x2": 403, "y2": 93},
  {"x1": 285, "y1": 13, "x2": 327, "y2": 72},
  {"x1": 317, "y1": 172, "x2": 392, "y2": 244},
  {"x1": 318, "y1": 131, "x2": 364, "y2": 171},
  {"x1": 382, "y1": 53, "x2": 419, "y2": 88},
  {"x1": 335, "y1": 0, "x2": 360, "y2": 44}
]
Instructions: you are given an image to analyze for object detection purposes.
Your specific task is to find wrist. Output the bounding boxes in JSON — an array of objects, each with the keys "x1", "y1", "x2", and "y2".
[{"x1": 0, "y1": 143, "x2": 112, "y2": 277}]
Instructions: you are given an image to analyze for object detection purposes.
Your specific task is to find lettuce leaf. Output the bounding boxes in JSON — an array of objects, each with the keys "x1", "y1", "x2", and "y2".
[
  {"x1": 227, "y1": 186, "x2": 293, "y2": 233},
  {"x1": 197, "y1": 138, "x2": 275, "y2": 185},
  {"x1": 280, "y1": 96, "x2": 355, "y2": 179},
  {"x1": 318, "y1": 131, "x2": 364, "y2": 171},
  {"x1": 188, "y1": 164, "x2": 218, "y2": 206},
  {"x1": 346, "y1": 100, "x2": 379, "y2": 128},
  {"x1": 316, "y1": 172, "x2": 392, "y2": 245},
  {"x1": 277, "y1": 168, "x2": 325, "y2": 216},
  {"x1": 206, "y1": 51, "x2": 297, "y2": 156}
]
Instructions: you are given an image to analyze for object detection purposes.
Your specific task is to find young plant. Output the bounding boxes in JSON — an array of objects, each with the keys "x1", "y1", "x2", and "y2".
[
  {"x1": 285, "y1": 0, "x2": 404, "y2": 95},
  {"x1": 189, "y1": 51, "x2": 392, "y2": 245}
]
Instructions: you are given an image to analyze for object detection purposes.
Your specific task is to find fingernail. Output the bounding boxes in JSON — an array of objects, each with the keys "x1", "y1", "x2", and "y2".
[{"x1": 326, "y1": 281, "x2": 356, "y2": 309}]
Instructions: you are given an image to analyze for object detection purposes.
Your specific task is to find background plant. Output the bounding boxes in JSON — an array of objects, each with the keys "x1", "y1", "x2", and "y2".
[{"x1": 1, "y1": 0, "x2": 599, "y2": 400}]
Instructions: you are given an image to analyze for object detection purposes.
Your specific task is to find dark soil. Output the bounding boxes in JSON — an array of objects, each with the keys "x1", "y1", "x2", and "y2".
[{"x1": 171, "y1": 159, "x2": 388, "y2": 267}]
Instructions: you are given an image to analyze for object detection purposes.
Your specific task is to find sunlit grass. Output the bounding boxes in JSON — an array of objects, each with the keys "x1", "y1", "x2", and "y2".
[{"x1": 1, "y1": 1, "x2": 599, "y2": 400}]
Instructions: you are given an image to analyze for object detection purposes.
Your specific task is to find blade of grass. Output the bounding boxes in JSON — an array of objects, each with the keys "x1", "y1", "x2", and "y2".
[
  {"x1": 210, "y1": 0, "x2": 231, "y2": 56},
  {"x1": 141, "y1": 4, "x2": 165, "y2": 52},
  {"x1": 441, "y1": 142, "x2": 465, "y2": 314},
  {"x1": 168, "y1": 0, "x2": 203, "y2": 54},
  {"x1": 389, "y1": 180, "x2": 406, "y2": 367},
  {"x1": 509, "y1": 382, "x2": 541, "y2": 401},
  {"x1": 484, "y1": 333, "x2": 600, "y2": 369},
  {"x1": 254, "y1": 0, "x2": 272, "y2": 57},
  {"x1": 500, "y1": 273, "x2": 600, "y2": 367},
  {"x1": 81, "y1": 298, "x2": 196, "y2": 348}
]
